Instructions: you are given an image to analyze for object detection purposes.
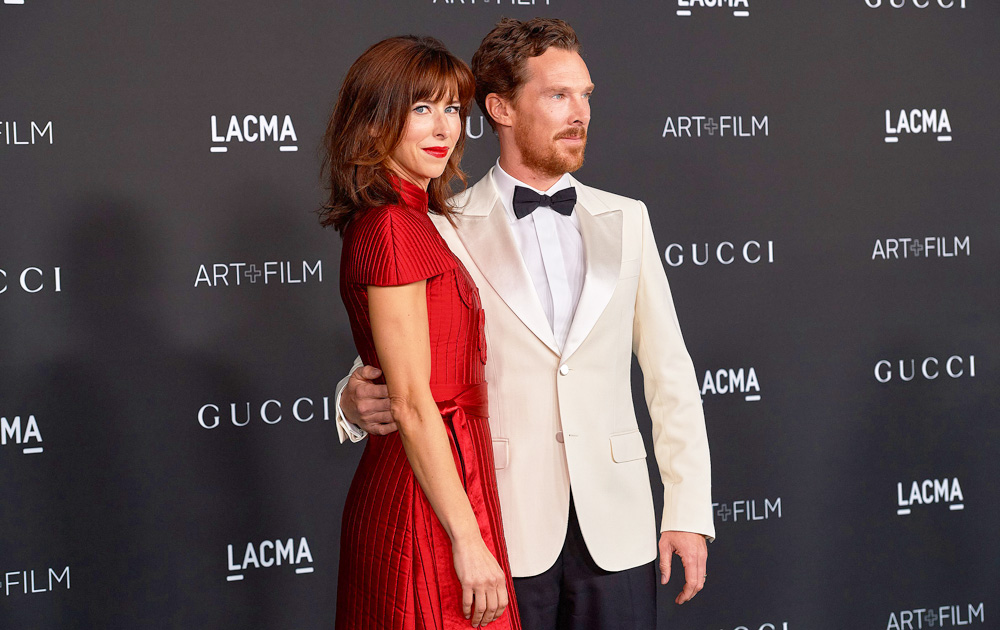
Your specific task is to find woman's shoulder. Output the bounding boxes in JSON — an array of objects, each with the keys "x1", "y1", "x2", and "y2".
[
  {"x1": 347, "y1": 202, "x2": 433, "y2": 239},
  {"x1": 343, "y1": 203, "x2": 456, "y2": 287}
]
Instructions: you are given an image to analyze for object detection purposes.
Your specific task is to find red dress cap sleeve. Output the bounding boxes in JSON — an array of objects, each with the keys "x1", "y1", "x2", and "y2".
[{"x1": 344, "y1": 205, "x2": 457, "y2": 287}]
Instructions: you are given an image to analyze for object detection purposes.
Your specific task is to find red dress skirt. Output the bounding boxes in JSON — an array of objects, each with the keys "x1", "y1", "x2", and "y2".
[{"x1": 336, "y1": 180, "x2": 520, "y2": 630}]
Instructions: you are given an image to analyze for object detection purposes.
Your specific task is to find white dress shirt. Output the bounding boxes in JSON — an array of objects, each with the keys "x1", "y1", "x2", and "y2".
[{"x1": 492, "y1": 161, "x2": 585, "y2": 352}]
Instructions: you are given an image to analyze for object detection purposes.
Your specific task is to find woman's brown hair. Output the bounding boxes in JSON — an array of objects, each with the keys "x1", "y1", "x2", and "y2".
[{"x1": 320, "y1": 36, "x2": 475, "y2": 233}]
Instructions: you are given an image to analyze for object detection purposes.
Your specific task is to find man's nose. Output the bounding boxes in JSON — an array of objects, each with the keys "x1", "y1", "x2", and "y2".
[{"x1": 571, "y1": 95, "x2": 591, "y2": 126}]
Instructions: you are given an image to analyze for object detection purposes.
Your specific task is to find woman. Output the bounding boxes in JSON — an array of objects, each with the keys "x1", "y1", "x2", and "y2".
[{"x1": 321, "y1": 36, "x2": 520, "y2": 630}]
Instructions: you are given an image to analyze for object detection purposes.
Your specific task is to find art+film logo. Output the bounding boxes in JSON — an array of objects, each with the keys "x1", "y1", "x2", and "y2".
[
  {"x1": 866, "y1": 0, "x2": 967, "y2": 8},
  {"x1": 431, "y1": 0, "x2": 551, "y2": 6},
  {"x1": 886, "y1": 603, "x2": 984, "y2": 630},
  {"x1": 874, "y1": 355, "x2": 975, "y2": 383},
  {"x1": 662, "y1": 115, "x2": 767, "y2": 138},
  {"x1": 0, "y1": 120, "x2": 52, "y2": 144},
  {"x1": 884, "y1": 108, "x2": 952, "y2": 143},
  {"x1": 227, "y1": 537, "x2": 314, "y2": 582},
  {"x1": 712, "y1": 497, "x2": 781, "y2": 523},
  {"x1": 198, "y1": 396, "x2": 335, "y2": 429},
  {"x1": 194, "y1": 260, "x2": 322, "y2": 287},
  {"x1": 210, "y1": 114, "x2": 298, "y2": 153},
  {"x1": 872, "y1": 236, "x2": 970, "y2": 260},
  {"x1": 0, "y1": 266, "x2": 63, "y2": 294},
  {"x1": 1, "y1": 566, "x2": 70, "y2": 596},
  {"x1": 700, "y1": 367, "x2": 761, "y2": 402},
  {"x1": 675, "y1": 0, "x2": 750, "y2": 18},
  {"x1": 1, "y1": 414, "x2": 44, "y2": 455},
  {"x1": 896, "y1": 477, "x2": 964, "y2": 516},
  {"x1": 664, "y1": 240, "x2": 774, "y2": 267}
]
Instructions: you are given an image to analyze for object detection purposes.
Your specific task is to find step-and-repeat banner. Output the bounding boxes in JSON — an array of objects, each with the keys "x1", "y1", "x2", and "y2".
[{"x1": 2, "y1": 1, "x2": 998, "y2": 628}]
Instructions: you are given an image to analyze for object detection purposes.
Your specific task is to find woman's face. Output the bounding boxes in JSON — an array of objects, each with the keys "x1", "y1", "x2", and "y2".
[{"x1": 387, "y1": 94, "x2": 462, "y2": 189}]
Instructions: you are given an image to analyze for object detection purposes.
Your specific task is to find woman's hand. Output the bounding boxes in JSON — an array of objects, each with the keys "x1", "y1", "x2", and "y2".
[{"x1": 452, "y1": 536, "x2": 509, "y2": 627}]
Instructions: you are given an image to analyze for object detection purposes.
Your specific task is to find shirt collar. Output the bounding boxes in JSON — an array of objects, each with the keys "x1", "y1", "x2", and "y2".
[{"x1": 493, "y1": 160, "x2": 572, "y2": 222}]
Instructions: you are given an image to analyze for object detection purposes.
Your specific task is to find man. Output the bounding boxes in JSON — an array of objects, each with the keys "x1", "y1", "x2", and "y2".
[{"x1": 337, "y1": 18, "x2": 714, "y2": 629}]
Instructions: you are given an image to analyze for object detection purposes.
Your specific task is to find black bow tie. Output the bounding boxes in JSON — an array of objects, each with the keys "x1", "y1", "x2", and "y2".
[{"x1": 512, "y1": 185, "x2": 577, "y2": 220}]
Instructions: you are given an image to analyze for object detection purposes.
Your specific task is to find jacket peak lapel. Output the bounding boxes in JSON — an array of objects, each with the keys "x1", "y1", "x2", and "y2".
[
  {"x1": 454, "y1": 172, "x2": 561, "y2": 356},
  {"x1": 561, "y1": 186, "x2": 623, "y2": 361}
]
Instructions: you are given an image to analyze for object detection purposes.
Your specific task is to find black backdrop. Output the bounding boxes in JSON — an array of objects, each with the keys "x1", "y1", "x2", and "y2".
[{"x1": 2, "y1": 2, "x2": 998, "y2": 629}]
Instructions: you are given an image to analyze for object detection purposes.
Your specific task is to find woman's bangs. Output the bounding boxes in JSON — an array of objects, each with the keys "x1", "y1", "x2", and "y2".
[{"x1": 411, "y1": 53, "x2": 474, "y2": 107}]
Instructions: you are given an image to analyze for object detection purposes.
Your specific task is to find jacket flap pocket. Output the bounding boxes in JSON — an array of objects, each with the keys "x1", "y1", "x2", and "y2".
[
  {"x1": 610, "y1": 430, "x2": 647, "y2": 463},
  {"x1": 492, "y1": 438, "x2": 509, "y2": 470}
]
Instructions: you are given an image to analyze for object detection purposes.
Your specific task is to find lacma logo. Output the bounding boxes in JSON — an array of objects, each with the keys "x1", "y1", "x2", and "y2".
[
  {"x1": 884, "y1": 109, "x2": 951, "y2": 143},
  {"x1": 872, "y1": 236, "x2": 970, "y2": 260},
  {"x1": 700, "y1": 367, "x2": 761, "y2": 402},
  {"x1": 194, "y1": 261, "x2": 322, "y2": 287},
  {"x1": 896, "y1": 477, "x2": 964, "y2": 515},
  {"x1": 1, "y1": 415, "x2": 43, "y2": 454},
  {"x1": 0, "y1": 121, "x2": 52, "y2": 144},
  {"x1": 676, "y1": 0, "x2": 750, "y2": 17},
  {"x1": 712, "y1": 498, "x2": 781, "y2": 523},
  {"x1": 665, "y1": 241, "x2": 774, "y2": 267},
  {"x1": 663, "y1": 115, "x2": 767, "y2": 138},
  {"x1": 2, "y1": 567, "x2": 70, "y2": 596},
  {"x1": 887, "y1": 604, "x2": 984, "y2": 630},
  {"x1": 210, "y1": 115, "x2": 297, "y2": 153},
  {"x1": 227, "y1": 537, "x2": 314, "y2": 582}
]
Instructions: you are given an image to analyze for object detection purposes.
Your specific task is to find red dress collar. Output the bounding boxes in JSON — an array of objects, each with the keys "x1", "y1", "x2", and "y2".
[{"x1": 392, "y1": 174, "x2": 430, "y2": 212}]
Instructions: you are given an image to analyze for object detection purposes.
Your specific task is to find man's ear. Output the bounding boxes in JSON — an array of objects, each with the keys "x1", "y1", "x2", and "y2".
[{"x1": 485, "y1": 93, "x2": 513, "y2": 128}]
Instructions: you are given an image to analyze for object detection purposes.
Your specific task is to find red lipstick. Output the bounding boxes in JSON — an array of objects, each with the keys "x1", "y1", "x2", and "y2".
[{"x1": 422, "y1": 146, "x2": 449, "y2": 158}]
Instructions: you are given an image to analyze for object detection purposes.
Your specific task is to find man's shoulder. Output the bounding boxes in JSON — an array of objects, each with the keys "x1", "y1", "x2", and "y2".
[
  {"x1": 447, "y1": 171, "x2": 495, "y2": 213},
  {"x1": 571, "y1": 177, "x2": 646, "y2": 213}
]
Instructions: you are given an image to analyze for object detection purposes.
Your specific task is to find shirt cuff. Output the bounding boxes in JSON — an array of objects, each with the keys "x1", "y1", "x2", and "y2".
[{"x1": 335, "y1": 367, "x2": 368, "y2": 444}]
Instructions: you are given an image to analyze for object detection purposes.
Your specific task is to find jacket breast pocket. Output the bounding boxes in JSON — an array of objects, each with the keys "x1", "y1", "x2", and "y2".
[
  {"x1": 620, "y1": 258, "x2": 641, "y2": 279},
  {"x1": 610, "y1": 430, "x2": 647, "y2": 463}
]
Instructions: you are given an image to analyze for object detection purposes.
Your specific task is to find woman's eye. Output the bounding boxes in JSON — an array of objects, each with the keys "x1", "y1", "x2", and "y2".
[
  {"x1": 413, "y1": 105, "x2": 429, "y2": 114},
  {"x1": 445, "y1": 105, "x2": 460, "y2": 114}
]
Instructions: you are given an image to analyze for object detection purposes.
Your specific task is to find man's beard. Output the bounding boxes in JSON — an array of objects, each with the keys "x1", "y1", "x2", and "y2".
[{"x1": 515, "y1": 125, "x2": 587, "y2": 180}]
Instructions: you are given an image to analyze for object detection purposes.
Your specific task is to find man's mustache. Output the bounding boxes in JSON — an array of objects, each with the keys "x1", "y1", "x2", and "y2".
[{"x1": 555, "y1": 128, "x2": 587, "y2": 141}]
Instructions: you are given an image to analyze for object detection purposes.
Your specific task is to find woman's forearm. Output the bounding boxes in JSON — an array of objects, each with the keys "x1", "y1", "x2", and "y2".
[{"x1": 392, "y1": 391, "x2": 482, "y2": 545}]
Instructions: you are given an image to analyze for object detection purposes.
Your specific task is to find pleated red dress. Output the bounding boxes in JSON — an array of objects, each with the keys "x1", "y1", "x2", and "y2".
[{"x1": 336, "y1": 178, "x2": 521, "y2": 630}]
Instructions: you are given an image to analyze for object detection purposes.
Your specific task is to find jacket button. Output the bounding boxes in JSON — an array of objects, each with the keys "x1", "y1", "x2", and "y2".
[
  {"x1": 559, "y1": 364, "x2": 569, "y2": 376},
  {"x1": 556, "y1": 431, "x2": 564, "y2": 443}
]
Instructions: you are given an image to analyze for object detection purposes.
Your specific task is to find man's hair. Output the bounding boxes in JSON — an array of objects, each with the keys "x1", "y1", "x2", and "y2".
[{"x1": 471, "y1": 18, "x2": 581, "y2": 132}]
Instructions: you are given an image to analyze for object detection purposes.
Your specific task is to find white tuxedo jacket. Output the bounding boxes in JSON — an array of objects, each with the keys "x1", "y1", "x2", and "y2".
[{"x1": 340, "y1": 169, "x2": 714, "y2": 577}]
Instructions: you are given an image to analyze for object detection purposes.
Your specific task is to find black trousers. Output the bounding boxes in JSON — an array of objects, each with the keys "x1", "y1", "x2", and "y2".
[{"x1": 512, "y1": 497, "x2": 657, "y2": 630}]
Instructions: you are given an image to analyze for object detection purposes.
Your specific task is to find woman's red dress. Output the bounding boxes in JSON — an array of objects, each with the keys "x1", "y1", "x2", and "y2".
[{"x1": 335, "y1": 179, "x2": 520, "y2": 630}]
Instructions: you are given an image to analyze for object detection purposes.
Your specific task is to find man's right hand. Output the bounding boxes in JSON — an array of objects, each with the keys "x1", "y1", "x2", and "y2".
[{"x1": 342, "y1": 365, "x2": 397, "y2": 435}]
